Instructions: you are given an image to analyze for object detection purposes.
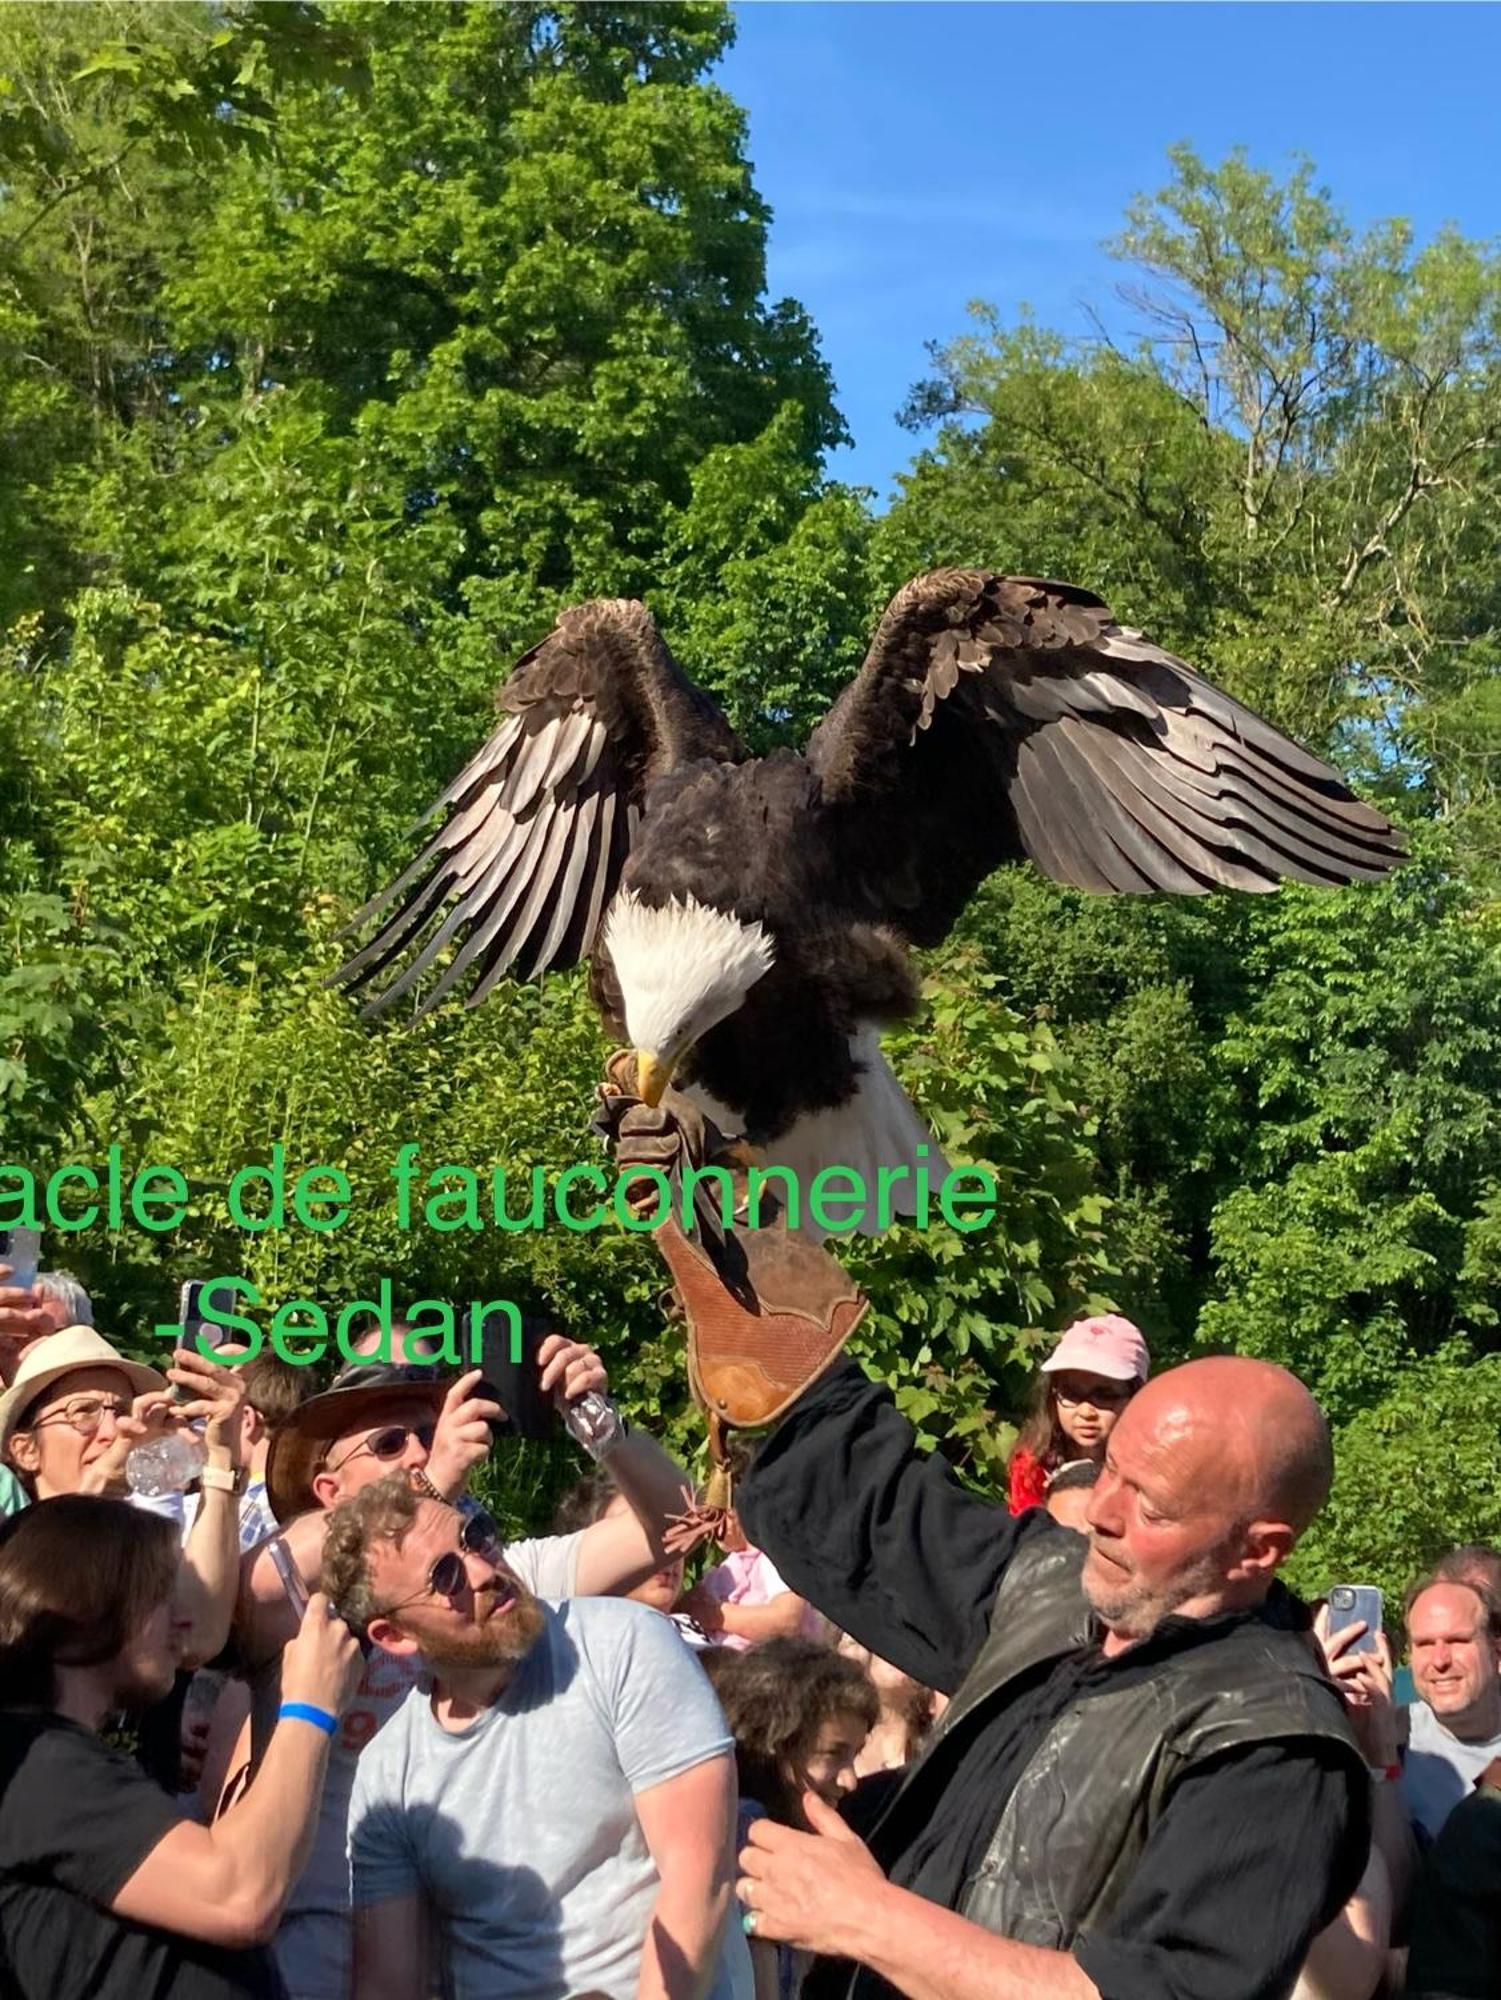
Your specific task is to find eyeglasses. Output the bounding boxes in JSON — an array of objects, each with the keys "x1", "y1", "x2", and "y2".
[
  {"x1": 30, "y1": 1394, "x2": 131, "y2": 1438},
  {"x1": 380, "y1": 1510, "x2": 505, "y2": 1619},
  {"x1": 1052, "y1": 1380, "x2": 1135, "y2": 1410},
  {"x1": 324, "y1": 1421, "x2": 437, "y2": 1477}
]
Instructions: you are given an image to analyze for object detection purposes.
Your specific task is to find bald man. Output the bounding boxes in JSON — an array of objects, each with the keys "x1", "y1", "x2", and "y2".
[{"x1": 732, "y1": 1354, "x2": 1368, "y2": 2000}]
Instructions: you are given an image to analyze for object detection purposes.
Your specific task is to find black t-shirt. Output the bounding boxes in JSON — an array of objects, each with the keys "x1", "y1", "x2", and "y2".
[
  {"x1": 1405, "y1": 1784, "x2": 1501, "y2": 1999},
  {"x1": 0, "y1": 1708, "x2": 283, "y2": 2000}
]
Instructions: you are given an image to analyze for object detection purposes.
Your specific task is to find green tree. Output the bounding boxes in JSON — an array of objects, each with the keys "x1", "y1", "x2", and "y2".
[
  {"x1": 1288, "y1": 1354, "x2": 1501, "y2": 1609},
  {"x1": 885, "y1": 146, "x2": 1501, "y2": 1485},
  {"x1": 887, "y1": 147, "x2": 1501, "y2": 850}
]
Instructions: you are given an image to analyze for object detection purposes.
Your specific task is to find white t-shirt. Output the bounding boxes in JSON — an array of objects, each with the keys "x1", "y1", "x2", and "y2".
[
  {"x1": 349, "y1": 1595, "x2": 753, "y2": 2000},
  {"x1": 1401, "y1": 1698, "x2": 1501, "y2": 1843},
  {"x1": 264, "y1": 1530, "x2": 583, "y2": 2000}
]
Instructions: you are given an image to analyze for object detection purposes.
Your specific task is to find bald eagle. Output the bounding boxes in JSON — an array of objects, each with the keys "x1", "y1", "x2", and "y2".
[{"x1": 337, "y1": 573, "x2": 1401, "y2": 1226}]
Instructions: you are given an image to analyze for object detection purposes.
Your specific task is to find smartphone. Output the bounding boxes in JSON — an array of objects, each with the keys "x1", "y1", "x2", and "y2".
[
  {"x1": 267, "y1": 1535, "x2": 372, "y2": 1661},
  {"x1": 0, "y1": 1227, "x2": 42, "y2": 1292},
  {"x1": 467, "y1": 1312, "x2": 559, "y2": 1442},
  {"x1": 266, "y1": 1534, "x2": 310, "y2": 1619},
  {"x1": 168, "y1": 1279, "x2": 234, "y2": 1404},
  {"x1": 182, "y1": 1278, "x2": 237, "y2": 1354},
  {"x1": 1328, "y1": 1584, "x2": 1384, "y2": 1654}
]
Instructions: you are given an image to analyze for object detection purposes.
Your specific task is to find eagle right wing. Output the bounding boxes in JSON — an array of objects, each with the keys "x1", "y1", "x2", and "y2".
[
  {"x1": 335, "y1": 600, "x2": 743, "y2": 1017},
  {"x1": 808, "y1": 572, "x2": 1402, "y2": 944}
]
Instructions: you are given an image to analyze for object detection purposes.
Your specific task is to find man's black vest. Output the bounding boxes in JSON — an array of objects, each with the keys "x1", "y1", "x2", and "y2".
[{"x1": 866, "y1": 1531, "x2": 1364, "y2": 1947}]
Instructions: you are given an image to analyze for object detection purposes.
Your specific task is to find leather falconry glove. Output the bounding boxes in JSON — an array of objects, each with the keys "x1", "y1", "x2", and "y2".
[{"x1": 592, "y1": 1049, "x2": 867, "y2": 1546}]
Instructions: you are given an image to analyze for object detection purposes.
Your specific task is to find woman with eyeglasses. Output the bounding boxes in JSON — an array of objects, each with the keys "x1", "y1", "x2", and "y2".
[
  {"x1": 0, "y1": 1326, "x2": 249, "y2": 1673},
  {"x1": 1005, "y1": 1315, "x2": 1151, "y2": 1515}
]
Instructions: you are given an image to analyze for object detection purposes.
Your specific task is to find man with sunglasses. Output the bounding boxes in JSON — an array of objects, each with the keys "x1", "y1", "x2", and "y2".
[
  {"x1": 226, "y1": 1335, "x2": 703, "y2": 2000},
  {"x1": 323, "y1": 1475, "x2": 751, "y2": 2000}
]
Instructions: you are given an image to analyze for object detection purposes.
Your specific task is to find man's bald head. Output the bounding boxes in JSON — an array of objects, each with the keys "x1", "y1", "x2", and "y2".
[
  {"x1": 1117, "y1": 1356, "x2": 1332, "y2": 1533},
  {"x1": 1083, "y1": 1355, "x2": 1331, "y2": 1649}
]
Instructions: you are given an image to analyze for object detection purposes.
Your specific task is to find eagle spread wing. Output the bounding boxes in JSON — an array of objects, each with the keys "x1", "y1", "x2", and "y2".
[
  {"x1": 807, "y1": 571, "x2": 1403, "y2": 945},
  {"x1": 336, "y1": 600, "x2": 743, "y2": 1015}
]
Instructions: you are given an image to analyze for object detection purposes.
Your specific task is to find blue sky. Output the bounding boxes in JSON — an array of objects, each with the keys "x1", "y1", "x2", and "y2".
[{"x1": 719, "y1": 3, "x2": 1501, "y2": 500}]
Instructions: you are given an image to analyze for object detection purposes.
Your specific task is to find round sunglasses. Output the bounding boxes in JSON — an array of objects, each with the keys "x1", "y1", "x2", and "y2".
[{"x1": 381, "y1": 1509, "x2": 505, "y2": 1619}]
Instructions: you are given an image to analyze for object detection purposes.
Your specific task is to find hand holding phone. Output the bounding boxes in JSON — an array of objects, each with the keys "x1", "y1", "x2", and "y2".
[
  {"x1": 281, "y1": 1591, "x2": 366, "y2": 1714},
  {"x1": 1327, "y1": 1584, "x2": 1384, "y2": 1655},
  {"x1": 0, "y1": 1228, "x2": 41, "y2": 1293}
]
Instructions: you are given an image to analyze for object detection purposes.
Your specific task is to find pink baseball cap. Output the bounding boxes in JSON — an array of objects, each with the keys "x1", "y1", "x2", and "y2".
[{"x1": 1040, "y1": 1314, "x2": 1150, "y2": 1383}]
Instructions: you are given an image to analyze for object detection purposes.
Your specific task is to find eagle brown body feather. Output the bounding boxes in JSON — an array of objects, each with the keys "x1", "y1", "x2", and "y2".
[{"x1": 336, "y1": 574, "x2": 1402, "y2": 1146}]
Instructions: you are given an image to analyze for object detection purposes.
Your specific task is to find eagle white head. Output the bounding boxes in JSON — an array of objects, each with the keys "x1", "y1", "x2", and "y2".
[{"x1": 601, "y1": 890, "x2": 775, "y2": 1105}]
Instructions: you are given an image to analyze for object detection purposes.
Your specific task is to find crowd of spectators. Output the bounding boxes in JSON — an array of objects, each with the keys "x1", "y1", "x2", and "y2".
[{"x1": 1, "y1": 1262, "x2": 1498, "y2": 2000}]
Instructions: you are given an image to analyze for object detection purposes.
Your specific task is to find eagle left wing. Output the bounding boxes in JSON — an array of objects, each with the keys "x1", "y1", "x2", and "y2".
[
  {"x1": 335, "y1": 599, "x2": 742, "y2": 1016},
  {"x1": 806, "y1": 571, "x2": 1403, "y2": 945}
]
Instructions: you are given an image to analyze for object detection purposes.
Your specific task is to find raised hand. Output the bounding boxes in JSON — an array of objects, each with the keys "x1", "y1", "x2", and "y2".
[
  {"x1": 424, "y1": 1367, "x2": 504, "y2": 1500},
  {"x1": 281, "y1": 1591, "x2": 364, "y2": 1718},
  {"x1": 537, "y1": 1332, "x2": 607, "y2": 1409},
  {"x1": 1313, "y1": 1604, "x2": 1400, "y2": 1768},
  {"x1": 737, "y1": 1792, "x2": 885, "y2": 1954},
  {"x1": 0, "y1": 1263, "x2": 51, "y2": 1381},
  {"x1": 167, "y1": 1344, "x2": 248, "y2": 1460}
]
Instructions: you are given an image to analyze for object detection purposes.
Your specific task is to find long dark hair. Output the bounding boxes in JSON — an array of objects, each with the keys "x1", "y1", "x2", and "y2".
[
  {"x1": 0, "y1": 1497, "x2": 179, "y2": 1707},
  {"x1": 1014, "y1": 1371, "x2": 1070, "y2": 1473},
  {"x1": 702, "y1": 1639, "x2": 879, "y2": 1827}
]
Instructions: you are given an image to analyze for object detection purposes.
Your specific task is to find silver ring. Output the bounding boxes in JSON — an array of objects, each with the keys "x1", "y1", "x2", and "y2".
[{"x1": 742, "y1": 1909, "x2": 759, "y2": 1938}]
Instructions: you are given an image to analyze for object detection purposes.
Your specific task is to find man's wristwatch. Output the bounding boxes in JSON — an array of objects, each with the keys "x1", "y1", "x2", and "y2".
[
  {"x1": 200, "y1": 1459, "x2": 247, "y2": 1496},
  {"x1": 409, "y1": 1466, "x2": 447, "y2": 1504}
]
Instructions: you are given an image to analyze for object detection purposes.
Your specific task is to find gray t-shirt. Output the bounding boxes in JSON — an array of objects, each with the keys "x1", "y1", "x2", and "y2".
[
  {"x1": 1402, "y1": 1697, "x2": 1501, "y2": 1843},
  {"x1": 264, "y1": 1530, "x2": 582, "y2": 2000},
  {"x1": 348, "y1": 1595, "x2": 754, "y2": 2000}
]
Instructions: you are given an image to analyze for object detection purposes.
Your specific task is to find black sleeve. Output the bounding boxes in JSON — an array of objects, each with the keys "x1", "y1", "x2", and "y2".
[
  {"x1": 1071, "y1": 1739, "x2": 1367, "y2": 2000},
  {"x1": 0, "y1": 1722, "x2": 185, "y2": 1908},
  {"x1": 735, "y1": 1358, "x2": 1049, "y2": 1695}
]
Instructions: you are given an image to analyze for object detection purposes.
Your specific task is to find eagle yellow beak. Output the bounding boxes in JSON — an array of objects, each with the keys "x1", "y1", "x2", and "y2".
[{"x1": 635, "y1": 1049, "x2": 674, "y2": 1107}]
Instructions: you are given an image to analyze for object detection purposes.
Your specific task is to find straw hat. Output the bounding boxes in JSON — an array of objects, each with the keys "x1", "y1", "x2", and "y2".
[
  {"x1": 265, "y1": 1361, "x2": 452, "y2": 1524},
  {"x1": 0, "y1": 1326, "x2": 168, "y2": 1457}
]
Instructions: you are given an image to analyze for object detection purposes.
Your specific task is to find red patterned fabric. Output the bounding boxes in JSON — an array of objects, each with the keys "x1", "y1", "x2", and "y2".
[{"x1": 1007, "y1": 1443, "x2": 1050, "y2": 1515}]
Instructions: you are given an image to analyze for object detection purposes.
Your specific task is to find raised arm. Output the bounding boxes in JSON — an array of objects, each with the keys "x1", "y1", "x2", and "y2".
[
  {"x1": 736, "y1": 1359, "x2": 1049, "y2": 1694},
  {"x1": 172, "y1": 1347, "x2": 249, "y2": 1665},
  {"x1": 112, "y1": 1592, "x2": 360, "y2": 1948},
  {"x1": 537, "y1": 1332, "x2": 700, "y2": 1597}
]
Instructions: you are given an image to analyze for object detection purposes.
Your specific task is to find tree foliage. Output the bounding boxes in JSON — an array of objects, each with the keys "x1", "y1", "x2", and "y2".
[
  {"x1": 3, "y1": 16, "x2": 1499, "y2": 1586},
  {"x1": 887, "y1": 146, "x2": 1501, "y2": 1574}
]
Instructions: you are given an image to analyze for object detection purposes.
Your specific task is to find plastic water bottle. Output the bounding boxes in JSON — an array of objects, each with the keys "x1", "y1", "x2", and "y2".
[
  {"x1": 125, "y1": 1430, "x2": 205, "y2": 1499},
  {"x1": 126, "y1": 1277, "x2": 213, "y2": 1498}
]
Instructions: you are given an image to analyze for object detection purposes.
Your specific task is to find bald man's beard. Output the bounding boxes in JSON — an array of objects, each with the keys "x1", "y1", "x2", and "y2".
[
  {"x1": 416, "y1": 1582, "x2": 547, "y2": 1671},
  {"x1": 1082, "y1": 1536, "x2": 1236, "y2": 1642}
]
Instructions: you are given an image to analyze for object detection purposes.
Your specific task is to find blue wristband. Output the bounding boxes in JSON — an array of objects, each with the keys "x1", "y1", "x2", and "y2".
[{"x1": 279, "y1": 1701, "x2": 338, "y2": 1738}]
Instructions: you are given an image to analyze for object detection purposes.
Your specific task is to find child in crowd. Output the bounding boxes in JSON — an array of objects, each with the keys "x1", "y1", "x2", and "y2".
[
  {"x1": 835, "y1": 1631, "x2": 941, "y2": 1774},
  {"x1": 679, "y1": 1439, "x2": 822, "y2": 1648},
  {"x1": 553, "y1": 1470, "x2": 711, "y2": 1646},
  {"x1": 1006, "y1": 1314, "x2": 1150, "y2": 1514},
  {"x1": 703, "y1": 1639, "x2": 878, "y2": 2000}
]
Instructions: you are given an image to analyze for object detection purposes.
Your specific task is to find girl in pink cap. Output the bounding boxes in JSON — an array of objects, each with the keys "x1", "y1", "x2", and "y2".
[{"x1": 1005, "y1": 1314, "x2": 1150, "y2": 1515}]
